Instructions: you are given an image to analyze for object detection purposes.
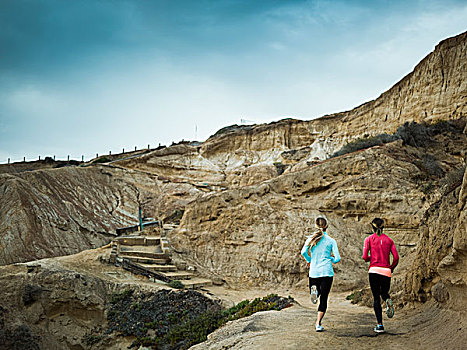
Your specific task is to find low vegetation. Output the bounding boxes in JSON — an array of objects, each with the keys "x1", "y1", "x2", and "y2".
[
  {"x1": 0, "y1": 306, "x2": 40, "y2": 350},
  {"x1": 104, "y1": 289, "x2": 294, "y2": 349},
  {"x1": 346, "y1": 290, "x2": 363, "y2": 304},
  {"x1": 439, "y1": 165, "x2": 466, "y2": 195},
  {"x1": 91, "y1": 156, "x2": 111, "y2": 164},
  {"x1": 331, "y1": 134, "x2": 398, "y2": 158},
  {"x1": 332, "y1": 119, "x2": 466, "y2": 158},
  {"x1": 168, "y1": 280, "x2": 184, "y2": 289}
]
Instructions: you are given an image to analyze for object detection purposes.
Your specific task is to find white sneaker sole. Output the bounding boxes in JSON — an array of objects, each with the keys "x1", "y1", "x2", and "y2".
[
  {"x1": 386, "y1": 299, "x2": 394, "y2": 318},
  {"x1": 310, "y1": 285, "x2": 318, "y2": 304}
]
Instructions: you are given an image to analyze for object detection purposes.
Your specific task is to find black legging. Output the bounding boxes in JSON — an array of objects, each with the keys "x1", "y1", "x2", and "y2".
[
  {"x1": 309, "y1": 276, "x2": 333, "y2": 313},
  {"x1": 369, "y1": 273, "x2": 391, "y2": 324}
]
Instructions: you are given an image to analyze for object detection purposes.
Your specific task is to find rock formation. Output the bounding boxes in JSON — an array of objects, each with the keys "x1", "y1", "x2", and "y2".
[
  {"x1": 0, "y1": 30, "x2": 465, "y2": 324},
  {"x1": 173, "y1": 124, "x2": 465, "y2": 292},
  {"x1": 405, "y1": 166, "x2": 467, "y2": 310},
  {"x1": 0, "y1": 165, "x2": 203, "y2": 265}
]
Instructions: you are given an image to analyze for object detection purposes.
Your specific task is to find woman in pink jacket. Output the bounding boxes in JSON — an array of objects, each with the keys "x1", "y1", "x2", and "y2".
[{"x1": 362, "y1": 218, "x2": 399, "y2": 333}]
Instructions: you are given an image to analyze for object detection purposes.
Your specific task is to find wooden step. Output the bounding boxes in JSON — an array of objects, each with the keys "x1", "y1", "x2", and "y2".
[
  {"x1": 138, "y1": 263, "x2": 177, "y2": 272},
  {"x1": 161, "y1": 271, "x2": 194, "y2": 280},
  {"x1": 116, "y1": 236, "x2": 162, "y2": 246},
  {"x1": 119, "y1": 255, "x2": 170, "y2": 265},
  {"x1": 119, "y1": 250, "x2": 167, "y2": 259},
  {"x1": 181, "y1": 278, "x2": 213, "y2": 289}
]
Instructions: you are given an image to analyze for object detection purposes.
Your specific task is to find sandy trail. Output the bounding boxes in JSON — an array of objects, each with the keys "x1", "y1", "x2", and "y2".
[{"x1": 195, "y1": 287, "x2": 465, "y2": 350}]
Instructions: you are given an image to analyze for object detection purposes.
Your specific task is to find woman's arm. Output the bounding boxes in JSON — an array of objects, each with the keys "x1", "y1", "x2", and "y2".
[
  {"x1": 331, "y1": 239, "x2": 341, "y2": 263},
  {"x1": 301, "y1": 237, "x2": 312, "y2": 263},
  {"x1": 362, "y1": 237, "x2": 371, "y2": 262},
  {"x1": 389, "y1": 241, "x2": 399, "y2": 271}
]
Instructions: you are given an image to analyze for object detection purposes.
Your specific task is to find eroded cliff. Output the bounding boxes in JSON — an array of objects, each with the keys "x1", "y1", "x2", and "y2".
[
  {"x1": 405, "y1": 167, "x2": 467, "y2": 310},
  {"x1": 172, "y1": 123, "x2": 465, "y2": 293},
  {"x1": 0, "y1": 165, "x2": 204, "y2": 265}
]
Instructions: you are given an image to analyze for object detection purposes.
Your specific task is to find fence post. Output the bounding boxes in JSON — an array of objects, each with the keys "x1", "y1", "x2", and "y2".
[
  {"x1": 135, "y1": 146, "x2": 137, "y2": 151},
  {"x1": 39, "y1": 155, "x2": 41, "y2": 160},
  {"x1": 8, "y1": 158, "x2": 10, "y2": 164},
  {"x1": 109, "y1": 150, "x2": 111, "y2": 155},
  {"x1": 123, "y1": 148, "x2": 125, "y2": 153},
  {"x1": 23, "y1": 157, "x2": 25, "y2": 162},
  {"x1": 82, "y1": 155, "x2": 84, "y2": 162},
  {"x1": 53, "y1": 155, "x2": 56, "y2": 161},
  {"x1": 148, "y1": 144, "x2": 150, "y2": 149},
  {"x1": 67, "y1": 155, "x2": 70, "y2": 161},
  {"x1": 96, "y1": 153, "x2": 98, "y2": 158}
]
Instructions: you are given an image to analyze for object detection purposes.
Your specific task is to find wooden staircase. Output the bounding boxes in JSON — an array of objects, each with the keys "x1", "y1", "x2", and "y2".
[{"x1": 110, "y1": 231, "x2": 212, "y2": 289}]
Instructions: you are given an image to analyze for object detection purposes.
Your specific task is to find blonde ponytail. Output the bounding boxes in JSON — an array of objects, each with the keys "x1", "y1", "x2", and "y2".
[{"x1": 307, "y1": 217, "x2": 328, "y2": 255}]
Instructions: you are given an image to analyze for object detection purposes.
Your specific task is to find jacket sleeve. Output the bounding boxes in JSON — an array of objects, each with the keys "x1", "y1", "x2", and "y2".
[
  {"x1": 331, "y1": 239, "x2": 341, "y2": 263},
  {"x1": 301, "y1": 237, "x2": 312, "y2": 263},
  {"x1": 390, "y1": 241, "x2": 399, "y2": 270},
  {"x1": 362, "y1": 237, "x2": 371, "y2": 262}
]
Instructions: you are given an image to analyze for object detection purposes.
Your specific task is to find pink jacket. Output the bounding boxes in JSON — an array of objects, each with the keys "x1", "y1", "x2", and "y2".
[{"x1": 362, "y1": 233, "x2": 399, "y2": 270}]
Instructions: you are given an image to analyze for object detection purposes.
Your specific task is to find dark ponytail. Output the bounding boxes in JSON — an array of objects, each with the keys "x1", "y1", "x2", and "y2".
[{"x1": 371, "y1": 217, "x2": 384, "y2": 235}]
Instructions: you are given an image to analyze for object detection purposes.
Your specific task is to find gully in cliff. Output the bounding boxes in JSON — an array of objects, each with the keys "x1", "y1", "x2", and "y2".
[
  {"x1": 362, "y1": 218, "x2": 400, "y2": 333},
  {"x1": 301, "y1": 216, "x2": 341, "y2": 332}
]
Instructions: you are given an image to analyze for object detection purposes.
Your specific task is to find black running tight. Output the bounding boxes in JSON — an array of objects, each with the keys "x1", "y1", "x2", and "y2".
[
  {"x1": 369, "y1": 273, "x2": 391, "y2": 324},
  {"x1": 309, "y1": 276, "x2": 333, "y2": 313}
]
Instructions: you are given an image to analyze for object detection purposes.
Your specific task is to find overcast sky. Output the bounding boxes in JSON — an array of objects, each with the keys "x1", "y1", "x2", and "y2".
[{"x1": 1, "y1": 0, "x2": 466, "y2": 162}]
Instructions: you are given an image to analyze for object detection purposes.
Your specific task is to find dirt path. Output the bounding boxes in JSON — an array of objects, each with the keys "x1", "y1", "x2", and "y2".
[{"x1": 194, "y1": 287, "x2": 465, "y2": 350}]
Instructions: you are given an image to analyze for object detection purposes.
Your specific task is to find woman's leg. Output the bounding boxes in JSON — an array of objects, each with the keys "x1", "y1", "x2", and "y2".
[
  {"x1": 316, "y1": 277, "x2": 333, "y2": 325},
  {"x1": 369, "y1": 273, "x2": 383, "y2": 325},
  {"x1": 380, "y1": 275, "x2": 394, "y2": 318},
  {"x1": 380, "y1": 276, "x2": 391, "y2": 301}
]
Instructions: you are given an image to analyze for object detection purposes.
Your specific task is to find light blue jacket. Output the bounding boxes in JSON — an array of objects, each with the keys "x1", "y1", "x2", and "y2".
[{"x1": 301, "y1": 232, "x2": 341, "y2": 278}]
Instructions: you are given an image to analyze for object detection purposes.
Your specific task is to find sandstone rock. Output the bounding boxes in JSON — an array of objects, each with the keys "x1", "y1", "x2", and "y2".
[
  {"x1": 173, "y1": 143, "x2": 430, "y2": 290},
  {"x1": 431, "y1": 281, "x2": 449, "y2": 303},
  {"x1": 405, "y1": 167, "x2": 467, "y2": 309},
  {"x1": 0, "y1": 165, "x2": 202, "y2": 265}
]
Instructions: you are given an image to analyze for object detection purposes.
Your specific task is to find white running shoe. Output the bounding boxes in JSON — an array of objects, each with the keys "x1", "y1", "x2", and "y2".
[
  {"x1": 316, "y1": 324, "x2": 324, "y2": 332},
  {"x1": 386, "y1": 298, "x2": 394, "y2": 318},
  {"x1": 310, "y1": 285, "x2": 318, "y2": 304}
]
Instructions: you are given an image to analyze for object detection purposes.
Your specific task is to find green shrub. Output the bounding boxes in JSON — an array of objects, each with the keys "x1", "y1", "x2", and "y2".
[
  {"x1": 414, "y1": 154, "x2": 444, "y2": 179},
  {"x1": 396, "y1": 121, "x2": 432, "y2": 148},
  {"x1": 396, "y1": 119, "x2": 465, "y2": 148},
  {"x1": 332, "y1": 134, "x2": 398, "y2": 158},
  {"x1": 439, "y1": 166, "x2": 466, "y2": 195},
  {"x1": 346, "y1": 291, "x2": 363, "y2": 304},
  {"x1": 106, "y1": 290, "x2": 294, "y2": 350},
  {"x1": 165, "y1": 311, "x2": 224, "y2": 348},
  {"x1": 168, "y1": 280, "x2": 184, "y2": 289},
  {"x1": 92, "y1": 156, "x2": 111, "y2": 164},
  {"x1": 332, "y1": 118, "x2": 465, "y2": 159},
  {"x1": 110, "y1": 288, "x2": 133, "y2": 304},
  {"x1": 273, "y1": 162, "x2": 288, "y2": 175}
]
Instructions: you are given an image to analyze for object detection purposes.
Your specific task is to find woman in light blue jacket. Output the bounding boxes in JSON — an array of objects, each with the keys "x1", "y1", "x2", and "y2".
[{"x1": 301, "y1": 216, "x2": 341, "y2": 332}]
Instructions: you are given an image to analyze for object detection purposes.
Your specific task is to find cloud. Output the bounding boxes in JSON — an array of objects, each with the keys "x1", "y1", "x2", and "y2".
[{"x1": 1, "y1": 0, "x2": 466, "y2": 162}]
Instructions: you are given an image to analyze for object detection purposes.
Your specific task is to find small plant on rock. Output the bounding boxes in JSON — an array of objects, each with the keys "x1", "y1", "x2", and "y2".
[{"x1": 168, "y1": 280, "x2": 184, "y2": 289}]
